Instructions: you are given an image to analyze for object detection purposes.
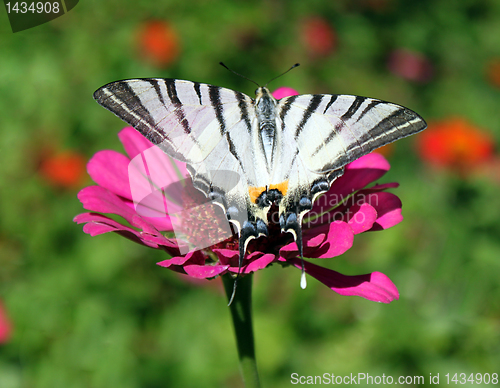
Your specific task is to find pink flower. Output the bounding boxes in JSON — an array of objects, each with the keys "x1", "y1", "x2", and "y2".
[
  {"x1": 388, "y1": 48, "x2": 433, "y2": 83},
  {"x1": 272, "y1": 87, "x2": 299, "y2": 100},
  {"x1": 0, "y1": 301, "x2": 12, "y2": 344},
  {"x1": 75, "y1": 89, "x2": 403, "y2": 304}
]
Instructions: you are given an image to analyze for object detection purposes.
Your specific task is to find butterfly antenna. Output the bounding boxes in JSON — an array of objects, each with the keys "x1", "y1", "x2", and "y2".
[
  {"x1": 264, "y1": 63, "x2": 300, "y2": 87},
  {"x1": 220, "y1": 62, "x2": 260, "y2": 87}
]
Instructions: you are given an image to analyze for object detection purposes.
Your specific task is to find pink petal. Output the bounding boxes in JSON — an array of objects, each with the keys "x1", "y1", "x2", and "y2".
[
  {"x1": 363, "y1": 182, "x2": 400, "y2": 192},
  {"x1": 77, "y1": 186, "x2": 170, "y2": 232},
  {"x1": 140, "y1": 215, "x2": 173, "y2": 232},
  {"x1": 281, "y1": 221, "x2": 354, "y2": 259},
  {"x1": 74, "y1": 212, "x2": 174, "y2": 248},
  {"x1": 231, "y1": 254, "x2": 276, "y2": 274},
  {"x1": 128, "y1": 145, "x2": 188, "y2": 213},
  {"x1": 86, "y1": 147, "x2": 175, "y2": 231},
  {"x1": 157, "y1": 254, "x2": 192, "y2": 268},
  {"x1": 0, "y1": 301, "x2": 12, "y2": 344},
  {"x1": 306, "y1": 198, "x2": 378, "y2": 235},
  {"x1": 74, "y1": 213, "x2": 130, "y2": 236},
  {"x1": 184, "y1": 264, "x2": 229, "y2": 278},
  {"x1": 123, "y1": 141, "x2": 191, "y2": 230},
  {"x1": 320, "y1": 154, "x2": 391, "y2": 210},
  {"x1": 77, "y1": 186, "x2": 138, "y2": 223},
  {"x1": 311, "y1": 221, "x2": 354, "y2": 258},
  {"x1": 214, "y1": 249, "x2": 276, "y2": 274},
  {"x1": 212, "y1": 248, "x2": 240, "y2": 261},
  {"x1": 347, "y1": 202, "x2": 378, "y2": 234},
  {"x1": 242, "y1": 253, "x2": 276, "y2": 272},
  {"x1": 87, "y1": 150, "x2": 132, "y2": 200},
  {"x1": 292, "y1": 259, "x2": 399, "y2": 303},
  {"x1": 118, "y1": 127, "x2": 156, "y2": 160},
  {"x1": 367, "y1": 192, "x2": 403, "y2": 230},
  {"x1": 347, "y1": 152, "x2": 391, "y2": 171},
  {"x1": 272, "y1": 87, "x2": 299, "y2": 99}
]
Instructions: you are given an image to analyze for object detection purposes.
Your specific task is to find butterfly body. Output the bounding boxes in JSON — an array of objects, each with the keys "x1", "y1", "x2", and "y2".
[{"x1": 94, "y1": 78, "x2": 426, "y2": 275}]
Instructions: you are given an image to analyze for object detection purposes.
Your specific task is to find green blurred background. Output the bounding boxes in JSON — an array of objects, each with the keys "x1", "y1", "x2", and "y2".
[{"x1": 1, "y1": 0, "x2": 500, "y2": 387}]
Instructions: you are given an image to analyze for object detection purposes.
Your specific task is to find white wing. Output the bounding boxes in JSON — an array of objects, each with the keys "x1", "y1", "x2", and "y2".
[
  {"x1": 277, "y1": 94, "x2": 426, "y2": 173},
  {"x1": 94, "y1": 79, "x2": 255, "y2": 162},
  {"x1": 94, "y1": 78, "x2": 264, "y2": 228},
  {"x1": 270, "y1": 93, "x2": 426, "y2": 261}
]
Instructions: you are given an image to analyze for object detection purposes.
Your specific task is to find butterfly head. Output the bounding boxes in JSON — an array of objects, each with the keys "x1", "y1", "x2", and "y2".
[{"x1": 255, "y1": 86, "x2": 277, "y2": 107}]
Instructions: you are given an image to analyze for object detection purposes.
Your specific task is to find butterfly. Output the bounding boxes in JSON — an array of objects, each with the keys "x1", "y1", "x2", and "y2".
[{"x1": 94, "y1": 74, "x2": 426, "y2": 298}]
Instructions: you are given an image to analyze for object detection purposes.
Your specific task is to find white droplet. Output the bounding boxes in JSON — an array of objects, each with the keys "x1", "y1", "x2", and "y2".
[{"x1": 300, "y1": 271, "x2": 307, "y2": 289}]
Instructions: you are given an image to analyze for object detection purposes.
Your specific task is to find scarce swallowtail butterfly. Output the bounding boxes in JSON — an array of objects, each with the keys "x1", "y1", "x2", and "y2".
[{"x1": 94, "y1": 71, "x2": 426, "y2": 301}]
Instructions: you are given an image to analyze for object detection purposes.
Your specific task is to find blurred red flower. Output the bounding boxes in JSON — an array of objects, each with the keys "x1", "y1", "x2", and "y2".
[
  {"x1": 39, "y1": 150, "x2": 88, "y2": 189},
  {"x1": 416, "y1": 118, "x2": 495, "y2": 173},
  {"x1": 137, "y1": 20, "x2": 180, "y2": 68},
  {"x1": 301, "y1": 17, "x2": 337, "y2": 57},
  {"x1": 388, "y1": 49, "x2": 433, "y2": 83},
  {"x1": 0, "y1": 301, "x2": 12, "y2": 344},
  {"x1": 486, "y1": 58, "x2": 500, "y2": 89}
]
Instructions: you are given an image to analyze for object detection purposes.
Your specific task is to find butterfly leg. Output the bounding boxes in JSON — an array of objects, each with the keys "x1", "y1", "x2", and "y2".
[
  {"x1": 280, "y1": 192, "x2": 313, "y2": 289},
  {"x1": 227, "y1": 211, "x2": 269, "y2": 305}
]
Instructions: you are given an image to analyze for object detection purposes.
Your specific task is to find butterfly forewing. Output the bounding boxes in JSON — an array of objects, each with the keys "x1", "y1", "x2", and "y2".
[
  {"x1": 93, "y1": 79, "x2": 256, "y2": 165},
  {"x1": 277, "y1": 94, "x2": 426, "y2": 174}
]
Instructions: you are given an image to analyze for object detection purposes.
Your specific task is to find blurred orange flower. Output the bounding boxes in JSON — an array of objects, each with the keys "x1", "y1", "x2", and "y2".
[
  {"x1": 301, "y1": 17, "x2": 337, "y2": 57},
  {"x1": 416, "y1": 118, "x2": 495, "y2": 173},
  {"x1": 137, "y1": 20, "x2": 180, "y2": 68},
  {"x1": 39, "y1": 150, "x2": 88, "y2": 189},
  {"x1": 486, "y1": 58, "x2": 500, "y2": 89},
  {"x1": 373, "y1": 143, "x2": 394, "y2": 158}
]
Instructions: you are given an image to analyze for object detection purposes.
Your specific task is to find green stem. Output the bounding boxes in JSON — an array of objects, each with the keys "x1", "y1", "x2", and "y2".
[{"x1": 222, "y1": 273, "x2": 261, "y2": 388}]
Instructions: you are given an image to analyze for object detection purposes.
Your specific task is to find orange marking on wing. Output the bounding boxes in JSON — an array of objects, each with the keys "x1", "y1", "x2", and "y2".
[
  {"x1": 248, "y1": 186, "x2": 267, "y2": 203},
  {"x1": 269, "y1": 181, "x2": 289, "y2": 196},
  {"x1": 248, "y1": 181, "x2": 289, "y2": 203}
]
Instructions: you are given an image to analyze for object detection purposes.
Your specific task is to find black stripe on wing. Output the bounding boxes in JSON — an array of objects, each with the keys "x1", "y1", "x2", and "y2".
[
  {"x1": 294, "y1": 95, "x2": 323, "y2": 139},
  {"x1": 340, "y1": 96, "x2": 366, "y2": 122},
  {"x1": 209, "y1": 85, "x2": 226, "y2": 136},
  {"x1": 193, "y1": 82, "x2": 203, "y2": 105},
  {"x1": 93, "y1": 81, "x2": 166, "y2": 143},
  {"x1": 337, "y1": 103, "x2": 426, "y2": 163},
  {"x1": 235, "y1": 91, "x2": 252, "y2": 133},
  {"x1": 149, "y1": 79, "x2": 166, "y2": 105},
  {"x1": 164, "y1": 80, "x2": 191, "y2": 135},
  {"x1": 290, "y1": 94, "x2": 426, "y2": 172},
  {"x1": 355, "y1": 99, "x2": 384, "y2": 122},
  {"x1": 322, "y1": 95, "x2": 338, "y2": 114},
  {"x1": 279, "y1": 95, "x2": 299, "y2": 125}
]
